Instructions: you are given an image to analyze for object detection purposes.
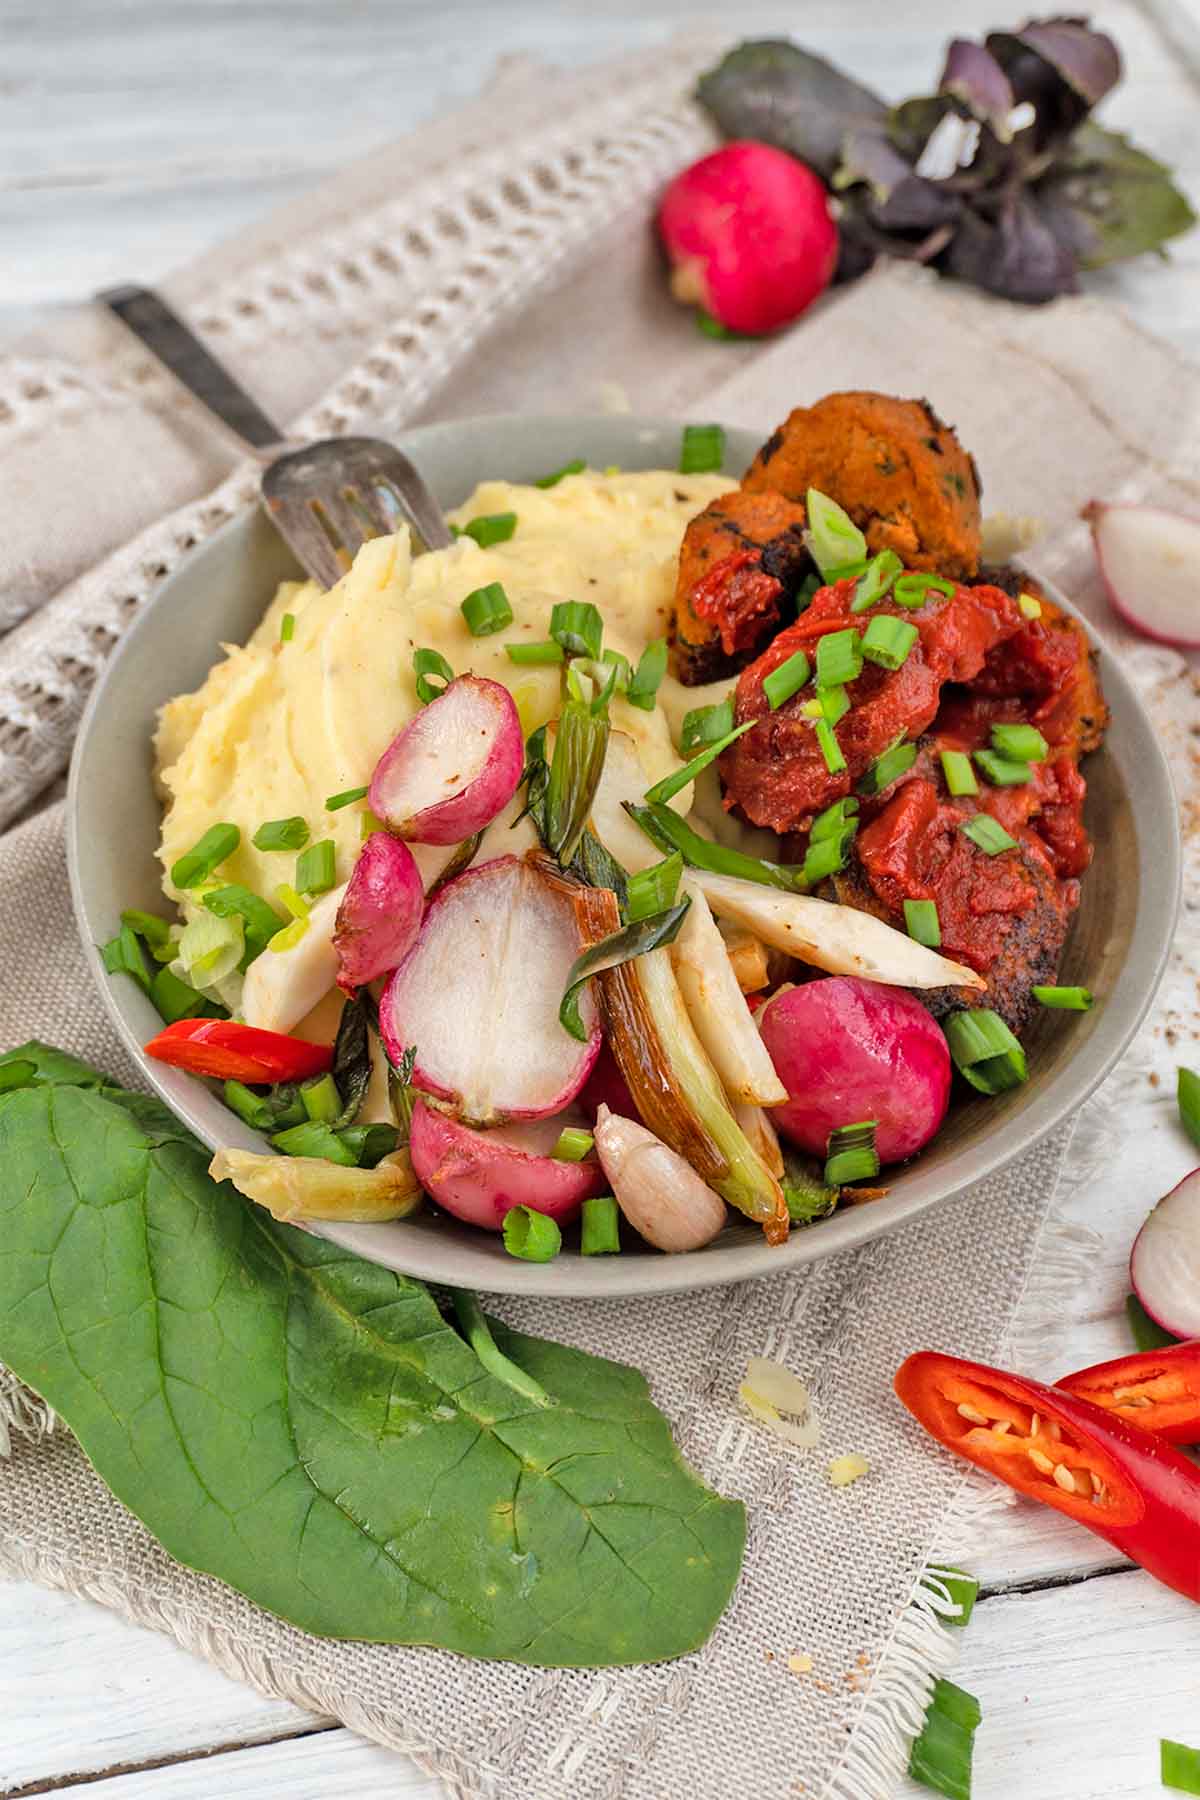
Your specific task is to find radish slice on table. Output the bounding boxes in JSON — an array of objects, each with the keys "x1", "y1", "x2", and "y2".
[
  {"x1": 241, "y1": 884, "x2": 346, "y2": 1034},
  {"x1": 1130, "y1": 1169, "x2": 1200, "y2": 1338},
  {"x1": 1085, "y1": 500, "x2": 1200, "y2": 648},
  {"x1": 380, "y1": 854, "x2": 600, "y2": 1125},
  {"x1": 408, "y1": 1101, "x2": 605, "y2": 1230},
  {"x1": 593, "y1": 1105, "x2": 727, "y2": 1253},
  {"x1": 369, "y1": 674, "x2": 523, "y2": 844},
  {"x1": 333, "y1": 831, "x2": 424, "y2": 992}
]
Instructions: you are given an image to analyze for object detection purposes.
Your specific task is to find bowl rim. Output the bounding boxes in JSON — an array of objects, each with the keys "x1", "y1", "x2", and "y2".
[{"x1": 67, "y1": 410, "x2": 1181, "y2": 1298}]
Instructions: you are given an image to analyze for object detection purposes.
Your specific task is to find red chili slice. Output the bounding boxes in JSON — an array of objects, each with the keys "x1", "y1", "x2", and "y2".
[
  {"x1": 896, "y1": 1351, "x2": 1200, "y2": 1603},
  {"x1": 1057, "y1": 1343, "x2": 1200, "y2": 1446},
  {"x1": 144, "y1": 1019, "x2": 332, "y2": 1084}
]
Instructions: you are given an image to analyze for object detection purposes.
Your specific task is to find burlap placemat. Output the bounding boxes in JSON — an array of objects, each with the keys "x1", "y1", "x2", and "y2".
[{"x1": 2, "y1": 39, "x2": 1198, "y2": 1800}]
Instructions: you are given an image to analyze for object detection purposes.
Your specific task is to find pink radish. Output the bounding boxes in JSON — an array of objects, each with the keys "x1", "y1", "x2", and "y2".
[
  {"x1": 578, "y1": 1041, "x2": 638, "y2": 1125},
  {"x1": 657, "y1": 141, "x2": 838, "y2": 336},
  {"x1": 1084, "y1": 500, "x2": 1200, "y2": 648},
  {"x1": 369, "y1": 674, "x2": 523, "y2": 844},
  {"x1": 759, "y1": 977, "x2": 951, "y2": 1165},
  {"x1": 333, "y1": 831, "x2": 424, "y2": 992},
  {"x1": 592, "y1": 1105, "x2": 727, "y2": 1252},
  {"x1": 408, "y1": 1101, "x2": 605, "y2": 1230},
  {"x1": 380, "y1": 855, "x2": 600, "y2": 1125},
  {"x1": 1130, "y1": 1170, "x2": 1200, "y2": 1337}
]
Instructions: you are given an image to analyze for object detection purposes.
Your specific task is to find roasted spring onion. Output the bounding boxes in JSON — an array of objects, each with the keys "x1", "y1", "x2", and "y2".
[{"x1": 625, "y1": 801, "x2": 808, "y2": 893}]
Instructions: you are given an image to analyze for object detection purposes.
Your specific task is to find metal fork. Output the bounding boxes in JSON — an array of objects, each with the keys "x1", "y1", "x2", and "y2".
[{"x1": 99, "y1": 284, "x2": 452, "y2": 587}]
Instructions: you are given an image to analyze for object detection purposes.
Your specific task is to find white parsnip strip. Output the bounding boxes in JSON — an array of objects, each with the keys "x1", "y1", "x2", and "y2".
[{"x1": 671, "y1": 881, "x2": 788, "y2": 1106}]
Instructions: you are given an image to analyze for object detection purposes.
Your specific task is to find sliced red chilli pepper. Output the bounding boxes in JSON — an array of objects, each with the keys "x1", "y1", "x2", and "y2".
[
  {"x1": 1057, "y1": 1342, "x2": 1200, "y2": 1446},
  {"x1": 895, "y1": 1351, "x2": 1200, "y2": 1603},
  {"x1": 144, "y1": 1019, "x2": 332, "y2": 1084}
]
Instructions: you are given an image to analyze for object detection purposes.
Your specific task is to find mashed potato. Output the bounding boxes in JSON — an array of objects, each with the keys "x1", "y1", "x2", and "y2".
[{"x1": 155, "y1": 468, "x2": 731, "y2": 913}]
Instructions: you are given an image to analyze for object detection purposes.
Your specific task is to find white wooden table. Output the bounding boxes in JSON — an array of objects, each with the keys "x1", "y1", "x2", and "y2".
[{"x1": 3, "y1": 4, "x2": 1200, "y2": 1796}]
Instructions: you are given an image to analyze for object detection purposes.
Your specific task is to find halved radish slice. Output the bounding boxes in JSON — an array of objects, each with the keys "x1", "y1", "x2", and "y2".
[
  {"x1": 1085, "y1": 500, "x2": 1200, "y2": 648},
  {"x1": 408, "y1": 1101, "x2": 605, "y2": 1230},
  {"x1": 369, "y1": 674, "x2": 523, "y2": 844},
  {"x1": 380, "y1": 854, "x2": 600, "y2": 1125},
  {"x1": 1130, "y1": 1169, "x2": 1200, "y2": 1337},
  {"x1": 333, "y1": 831, "x2": 424, "y2": 992}
]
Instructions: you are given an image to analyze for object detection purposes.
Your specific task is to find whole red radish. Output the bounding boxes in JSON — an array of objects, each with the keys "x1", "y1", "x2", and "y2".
[
  {"x1": 658, "y1": 141, "x2": 838, "y2": 336},
  {"x1": 759, "y1": 976, "x2": 950, "y2": 1164}
]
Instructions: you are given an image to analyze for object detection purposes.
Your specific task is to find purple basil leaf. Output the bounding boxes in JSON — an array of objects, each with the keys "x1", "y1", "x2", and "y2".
[
  {"x1": 940, "y1": 39, "x2": 1014, "y2": 125},
  {"x1": 986, "y1": 20, "x2": 1117, "y2": 152},
  {"x1": 696, "y1": 40, "x2": 887, "y2": 181},
  {"x1": 1016, "y1": 20, "x2": 1121, "y2": 107},
  {"x1": 1035, "y1": 120, "x2": 1197, "y2": 269},
  {"x1": 946, "y1": 191, "x2": 1078, "y2": 303}
]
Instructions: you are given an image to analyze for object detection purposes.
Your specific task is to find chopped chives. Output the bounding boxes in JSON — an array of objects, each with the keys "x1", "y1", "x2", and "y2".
[
  {"x1": 850, "y1": 549, "x2": 904, "y2": 613},
  {"x1": 680, "y1": 698, "x2": 734, "y2": 753},
  {"x1": 625, "y1": 851, "x2": 683, "y2": 922},
  {"x1": 460, "y1": 580, "x2": 513, "y2": 636},
  {"x1": 802, "y1": 684, "x2": 849, "y2": 725},
  {"x1": 534, "y1": 458, "x2": 585, "y2": 488},
  {"x1": 461, "y1": 511, "x2": 517, "y2": 547},
  {"x1": 1162, "y1": 1740, "x2": 1200, "y2": 1796},
  {"x1": 825, "y1": 1120, "x2": 880, "y2": 1186},
  {"x1": 644, "y1": 720, "x2": 754, "y2": 805},
  {"x1": 858, "y1": 739, "x2": 917, "y2": 796},
  {"x1": 861, "y1": 614, "x2": 919, "y2": 671},
  {"x1": 503, "y1": 1204, "x2": 562, "y2": 1261},
  {"x1": 279, "y1": 612, "x2": 296, "y2": 643},
  {"x1": 960, "y1": 814, "x2": 1018, "y2": 855},
  {"x1": 990, "y1": 722, "x2": 1049, "y2": 763},
  {"x1": 581, "y1": 1194, "x2": 621, "y2": 1254},
  {"x1": 944, "y1": 1008, "x2": 1028, "y2": 1094},
  {"x1": 506, "y1": 639, "x2": 564, "y2": 666},
  {"x1": 413, "y1": 646, "x2": 454, "y2": 704},
  {"x1": 600, "y1": 647, "x2": 632, "y2": 690},
  {"x1": 1018, "y1": 590, "x2": 1043, "y2": 619},
  {"x1": 272, "y1": 1120, "x2": 358, "y2": 1165},
  {"x1": 679, "y1": 423, "x2": 725, "y2": 474},
  {"x1": 252, "y1": 816, "x2": 309, "y2": 852},
  {"x1": 171, "y1": 823, "x2": 240, "y2": 890},
  {"x1": 762, "y1": 650, "x2": 811, "y2": 710},
  {"x1": 939, "y1": 749, "x2": 978, "y2": 797},
  {"x1": 814, "y1": 717, "x2": 846, "y2": 775},
  {"x1": 893, "y1": 573, "x2": 956, "y2": 609},
  {"x1": 810, "y1": 796, "x2": 859, "y2": 843},
  {"x1": 1032, "y1": 984, "x2": 1093, "y2": 1010},
  {"x1": 551, "y1": 1127, "x2": 595, "y2": 1163},
  {"x1": 203, "y1": 885, "x2": 284, "y2": 965},
  {"x1": 802, "y1": 833, "x2": 849, "y2": 885},
  {"x1": 815, "y1": 627, "x2": 863, "y2": 689},
  {"x1": 904, "y1": 898, "x2": 941, "y2": 947},
  {"x1": 300, "y1": 1072, "x2": 342, "y2": 1123},
  {"x1": 1179, "y1": 1067, "x2": 1200, "y2": 1150},
  {"x1": 908, "y1": 1678, "x2": 981, "y2": 1800},
  {"x1": 325, "y1": 785, "x2": 369, "y2": 811},
  {"x1": 626, "y1": 638, "x2": 668, "y2": 711},
  {"x1": 973, "y1": 749, "x2": 1033, "y2": 787},
  {"x1": 295, "y1": 839, "x2": 336, "y2": 897},
  {"x1": 805, "y1": 488, "x2": 867, "y2": 580},
  {"x1": 550, "y1": 599, "x2": 604, "y2": 661}
]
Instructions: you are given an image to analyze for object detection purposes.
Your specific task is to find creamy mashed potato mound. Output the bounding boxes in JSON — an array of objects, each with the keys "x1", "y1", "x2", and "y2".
[{"x1": 155, "y1": 468, "x2": 732, "y2": 916}]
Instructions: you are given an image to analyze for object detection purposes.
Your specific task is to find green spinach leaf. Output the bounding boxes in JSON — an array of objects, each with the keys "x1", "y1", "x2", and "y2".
[{"x1": 0, "y1": 1055, "x2": 743, "y2": 1665}]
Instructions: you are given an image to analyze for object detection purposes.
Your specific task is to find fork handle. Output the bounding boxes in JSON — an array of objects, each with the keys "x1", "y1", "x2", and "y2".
[{"x1": 99, "y1": 285, "x2": 286, "y2": 455}]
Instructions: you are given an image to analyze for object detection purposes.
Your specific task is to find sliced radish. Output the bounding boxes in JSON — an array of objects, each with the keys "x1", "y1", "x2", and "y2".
[
  {"x1": 408, "y1": 1101, "x2": 605, "y2": 1231},
  {"x1": 1085, "y1": 500, "x2": 1200, "y2": 648},
  {"x1": 333, "y1": 831, "x2": 424, "y2": 992},
  {"x1": 380, "y1": 855, "x2": 600, "y2": 1125},
  {"x1": 369, "y1": 674, "x2": 523, "y2": 844},
  {"x1": 593, "y1": 1104, "x2": 727, "y2": 1253},
  {"x1": 1130, "y1": 1169, "x2": 1200, "y2": 1337}
]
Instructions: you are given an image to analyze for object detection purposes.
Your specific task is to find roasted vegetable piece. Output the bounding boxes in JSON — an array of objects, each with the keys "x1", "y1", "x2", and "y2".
[
  {"x1": 743, "y1": 392, "x2": 982, "y2": 579},
  {"x1": 673, "y1": 488, "x2": 811, "y2": 683},
  {"x1": 896, "y1": 1352, "x2": 1200, "y2": 1603},
  {"x1": 1057, "y1": 1343, "x2": 1200, "y2": 1447},
  {"x1": 962, "y1": 572, "x2": 1109, "y2": 760}
]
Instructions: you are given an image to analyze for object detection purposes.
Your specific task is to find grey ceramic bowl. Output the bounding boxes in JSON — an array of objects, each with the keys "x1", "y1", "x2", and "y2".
[{"x1": 69, "y1": 413, "x2": 1179, "y2": 1298}]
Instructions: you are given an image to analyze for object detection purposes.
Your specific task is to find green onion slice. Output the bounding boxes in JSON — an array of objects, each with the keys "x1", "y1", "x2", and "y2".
[
  {"x1": 100, "y1": 924, "x2": 152, "y2": 995},
  {"x1": 325, "y1": 785, "x2": 369, "y2": 811},
  {"x1": 679, "y1": 423, "x2": 725, "y2": 474},
  {"x1": 803, "y1": 684, "x2": 849, "y2": 725},
  {"x1": 151, "y1": 964, "x2": 222, "y2": 1025},
  {"x1": 904, "y1": 898, "x2": 941, "y2": 947},
  {"x1": 120, "y1": 909, "x2": 174, "y2": 956},
  {"x1": 805, "y1": 488, "x2": 867, "y2": 579},
  {"x1": 338, "y1": 1123, "x2": 402, "y2": 1168},
  {"x1": 505, "y1": 639, "x2": 564, "y2": 666},
  {"x1": 551, "y1": 1127, "x2": 595, "y2": 1163},
  {"x1": 1126, "y1": 1292, "x2": 1180, "y2": 1352},
  {"x1": 461, "y1": 511, "x2": 517, "y2": 547},
  {"x1": 550, "y1": 599, "x2": 604, "y2": 661},
  {"x1": 460, "y1": 580, "x2": 513, "y2": 637},
  {"x1": 762, "y1": 650, "x2": 811, "y2": 711},
  {"x1": 626, "y1": 637, "x2": 668, "y2": 711},
  {"x1": 558, "y1": 899, "x2": 691, "y2": 1041},
  {"x1": 295, "y1": 839, "x2": 336, "y2": 896},
  {"x1": 850, "y1": 550, "x2": 904, "y2": 614},
  {"x1": 939, "y1": 749, "x2": 978, "y2": 797},
  {"x1": 908, "y1": 1678, "x2": 981, "y2": 1800},
  {"x1": 893, "y1": 573, "x2": 956, "y2": 609},
  {"x1": 824, "y1": 1119, "x2": 880, "y2": 1186},
  {"x1": 643, "y1": 720, "x2": 754, "y2": 806},
  {"x1": 814, "y1": 717, "x2": 846, "y2": 775},
  {"x1": 782, "y1": 1153, "x2": 839, "y2": 1223},
  {"x1": 625, "y1": 801, "x2": 808, "y2": 893},
  {"x1": 271, "y1": 1120, "x2": 358, "y2": 1165},
  {"x1": 581, "y1": 1194, "x2": 621, "y2": 1254},
  {"x1": 413, "y1": 646, "x2": 454, "y2": 704},
  {"x1": 503, "y1": 1204, "x2": 562, "y2": 1262},
  {"x1": 973, "y1": 749, "x2": 1033, "y2": 787},
  {"x1": 681, "y1": 698, "x2": 734, "y2": 753},
  {"x1": 279, "y1": 612, "x2": 295, "y2": 643},
  {"x1": 927, "y1": 1566, "x2": 979, "y2": 1629},
  {"x1": 801, "y1": 834, "x2": 847, "y2": 885},
  {"x1": 252, "y1": 816, "x2": 309, "y2": 853},
  {"x1": 815, "y1": 627, "x2": 863, "y2": 689},
  {"x1": 300, "y1": 1072, "x2": 342, "y2": 1123},
  {"x1": 170, "y1": 823, "x2": 240, "y2": 890},
  {"x1": 1162, "y1": 1740, "x2": 1200, "y2": 1796},
  {"x1": 203, "y1": 885, "x2": 284, "y2": 966},
  {"x1": 599, "y1": 647, "x2": 632, "y2": 692},
  {"x1": 625, "y1": 852, "x2": 683, "y2": 923},
  {"x1": 1180, "y1": 1067, "x2": 1200, "y2": 1151},
  {"x1": 534, "y1": 458, "x2": 586, "y2": 488},
  {"x1": 858, "y1": 739, "x2": 918, "y2": 797},
  {"x1": 810, "y1": 796, "x2": 859, "y2": 843},
  {"x1": 451, "y1": 1291, "x2": 552, "y2": 1405},
  {"x1": 861, "y1": 614, "x2": 918, "y2": 671},
  {"x1": 544, "y1": 689, "x2": 611, "y2": 868},
  {"x1": 944, "y1": 1008, "x2": 1028, "y2": 1094},
  {"x1": 1032, "y1": 985, "x2": 1093, "y2": 1011},
  {"x1": 795, "y1": 572, "x2": 822, "y2": 612},
  {"x1": 960, "y1": 814, "x2": 1018, "y2": 855},
  {"x1": 990, "y1": 722, "x2": 1049, "y2": 763}
]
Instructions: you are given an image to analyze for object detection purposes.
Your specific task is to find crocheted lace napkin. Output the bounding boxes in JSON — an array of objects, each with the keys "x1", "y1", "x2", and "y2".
[{"x1": 2, "y1": 41, "x2": 1198, "y2": 1800}]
